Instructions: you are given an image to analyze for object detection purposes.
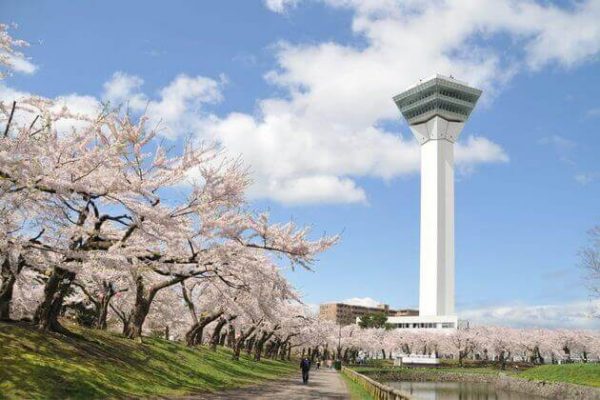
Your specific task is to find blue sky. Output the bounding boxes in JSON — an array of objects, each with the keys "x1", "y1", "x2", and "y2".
[{"x1": 2, "y1": 0, "x2": 599, "y2": 328}]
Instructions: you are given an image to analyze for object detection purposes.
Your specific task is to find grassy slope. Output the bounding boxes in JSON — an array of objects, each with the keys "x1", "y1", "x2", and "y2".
[
  {"x1": 339, "y1": 373, "x2": 374, "y2": 400},
  {"x1": 0, "y1": 322, "x2": 295, "y2": 399},
  {"x1": 518, "y1": 363, "x2": 600, "y2": 388}
]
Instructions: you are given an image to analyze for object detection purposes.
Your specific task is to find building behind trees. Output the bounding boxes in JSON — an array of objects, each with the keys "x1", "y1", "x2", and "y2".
[{"x1": 319, "y1": 303, "x2": 418, "y2": 326}]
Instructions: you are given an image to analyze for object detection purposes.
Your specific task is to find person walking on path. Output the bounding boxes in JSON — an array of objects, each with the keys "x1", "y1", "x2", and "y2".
[{"x1": 300, "y1": 357, "x2": 311, "y2": 384}]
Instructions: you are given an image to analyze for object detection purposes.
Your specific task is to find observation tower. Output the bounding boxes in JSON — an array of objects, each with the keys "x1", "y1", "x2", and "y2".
[{"x1": 388, "y1": 75, "x2": 482, "y2": 329}]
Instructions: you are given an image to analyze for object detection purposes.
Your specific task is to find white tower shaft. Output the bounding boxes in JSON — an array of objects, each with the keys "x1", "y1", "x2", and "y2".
[
  {"x1": 409, "y1": 115, "x2": 465, "y2": 317},
  {"x1": 418, "y1": 137, "x2": 455, "y2": 316}
]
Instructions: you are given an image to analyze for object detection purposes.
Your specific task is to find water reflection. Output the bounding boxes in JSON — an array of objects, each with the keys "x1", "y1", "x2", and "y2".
[{"x1": 386, "y1": 381, "x2": 548, "y2": 400}]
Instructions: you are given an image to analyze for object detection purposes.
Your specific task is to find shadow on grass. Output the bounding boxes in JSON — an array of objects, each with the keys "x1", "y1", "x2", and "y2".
[{"x1": 0, "y1": 321, "x2": 294, "y2": 399}]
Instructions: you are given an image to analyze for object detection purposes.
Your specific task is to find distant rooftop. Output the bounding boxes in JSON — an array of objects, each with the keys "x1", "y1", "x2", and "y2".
[{"x1": 393, "y1": 74, "x2": 482, "y2": 125}]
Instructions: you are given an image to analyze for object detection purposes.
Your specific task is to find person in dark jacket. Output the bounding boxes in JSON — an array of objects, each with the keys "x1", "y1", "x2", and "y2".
[{"x1": 300, "y1": 357, "x2": 311, "y2": 383}]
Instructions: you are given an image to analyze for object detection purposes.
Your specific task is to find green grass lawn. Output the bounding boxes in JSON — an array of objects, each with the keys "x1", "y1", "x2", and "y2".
[
  {"x1": 340, "y1": 373, "x2": 374, "y2": 400},
  {"x1": 0, "y1": 321, "x2": 295, "y2": 399},
  {"x1": 518, "y1": 363, "x2": 600, "y2": 388}
]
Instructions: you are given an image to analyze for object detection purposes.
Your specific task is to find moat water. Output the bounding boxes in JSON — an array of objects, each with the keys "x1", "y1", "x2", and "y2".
[{"x1": 385, "y1": 381, "x2": 548, "y2": 400}]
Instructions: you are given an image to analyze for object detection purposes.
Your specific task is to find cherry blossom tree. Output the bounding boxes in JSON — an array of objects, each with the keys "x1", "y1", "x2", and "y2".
[
  {"x1": 0, "y1": 24, "x2": 42, "y2": 321},
  {"x1": 1, "y1": 96, "x2": 337, "y2": 337}
]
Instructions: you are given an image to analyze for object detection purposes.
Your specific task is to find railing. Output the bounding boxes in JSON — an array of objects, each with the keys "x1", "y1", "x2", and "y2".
[{"x1": 341, "y1": 366, "x2": 413, "y2": 400}]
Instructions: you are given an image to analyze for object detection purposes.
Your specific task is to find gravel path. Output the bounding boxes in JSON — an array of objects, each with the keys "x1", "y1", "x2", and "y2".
[{"x1": 184, "y1": 368, "x2": 350, "y2": 399}]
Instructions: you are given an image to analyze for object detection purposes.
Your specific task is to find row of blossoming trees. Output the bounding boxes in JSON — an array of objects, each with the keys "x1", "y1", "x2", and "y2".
[
  {"x1": 0, "y1": 25, "x2": 338, "y2": 362},
  {"x1": 292, "y1": 322, "x2": 600, "y2": 368},
  {"x1": 1, "y1": 24, "x2": 599, "y2": 367}
]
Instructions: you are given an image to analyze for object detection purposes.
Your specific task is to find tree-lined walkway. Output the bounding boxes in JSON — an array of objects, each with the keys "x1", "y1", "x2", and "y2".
[{"x1": 189, "y1": 368, "x2": 350, "y2": 399}]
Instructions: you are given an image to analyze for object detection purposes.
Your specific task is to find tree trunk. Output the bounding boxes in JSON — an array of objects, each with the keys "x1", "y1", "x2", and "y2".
[
  {"x1": 499, "y1": 350, "x2": 510, "y2": 370},
  {"x1": 96, "y1": 296, "x2": 110, "y2": 329},
  {"x1": 210, "y1": 317, "x2": 228, "y2": 351},
  {"x1": 246, "y1": 336, "x2": 256, "y2": 355},
  {"x1": 279, "y1": 342, "x2": 287, "y2": 360},
  {"x1": 226, "y1": 324, "x2": 236, "y2": 348},
  {"x1": 123, "y1": 277, "x2": 153, "y2": 340},
  {"x1": 253, "y1": 334, "x2": 266, "y2": 361},
  {"x1": 74, "y1": 279, "x2": 123, "y2": 330},
  {"x1": 265, "y1": 341, "x2": 275, "y2": 358},
  {"x1": 0, "y1": 257, "x2": 22, "y2": 321},
  {"x1": 232, "y1": 326, "x2": 257, "y2": 361},
  {"x1": 185, "y1": 311, "x2": 223, "y2": 347},
  {"x1": 113, "y1": 307, "x2": 132, "y2": 336},
  {"x1": 122, "y1": 319, "x2": 130, "y2": 335},
  {"x1": 310, "y1": 346, "x2": 320, "y2": 363},
  {"x1": 33, "y1": 266, "x2": 75, "y2": 334},
  {"x1": 124, "y1": 273, "x2": 194, "y2": 340},
  {"x1": 254, "y1": 330, "x2": 277, "y2": 362},
  {"x1": 123, "y1": 298, "x2": 150, "y2": 339},
  {"x1": 124, "y1": 275, "x2": 188, "y2": 340},
  {"x1": 95, "y1": 282, "x2": 124, "y2": 330},
  {"x1": 269, "y1": 340, "x2": 281, "y2": 359}
]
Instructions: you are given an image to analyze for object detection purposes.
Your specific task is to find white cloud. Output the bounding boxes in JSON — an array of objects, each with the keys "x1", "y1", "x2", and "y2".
[
  {"x1": 0, "y1": 82, "x2": 29, "y2": 103},
  {"x1": 587, "y1": 107, "x2": 600, "y2": 118},
  {"x1": 102, "y1": 71, "x2": 146, "y2": 110},
  {"x1": 575, "y1": 172, "x2": 600, "y2": 186},
  {"x1": 461, "y1": 299, "x2": 600, "y2": 329},
  {"x1": 5, "y1": 0, "x2": 600, "y2": 205},
  {"x1": 538, "y1": 134, "x2": 577, "y2": 164},
  {"x1": 270, "y1": 0, "x2": 600, "y2": 69},
  {"x1": 4, "y1": 53, "x2": 37, "y2": 75},
  {"x1": 53, "y1": 94, "x2": 101, "y2": 116},
  {"x1": 455, "y1": 136, "x2": 509, "y2": 174},
  {"x1": 100, "y1": 72, "x2": 225, "y2": 139},
  {"x1": 1, "y1": 83, "x2": 102, "y2": 119},
  {"x1": 146, "y1": 74, "x2": 224, "y2": 139},
  {"x1": 149, "y1": 74, "x2": 223, "y2": 120},
  {"x1": 341, "y1": 297, "x2": 383, "y2": 308},
  {"x1": 0, "y1": 83, "x2": 102, "y2": 132},
  {"x1": 241, "y1": 0, "x2": 600, "y2": 204},
  {"x1": 538, "y1": 135, "x2": 576, "y2": 150},
  {"x1": 0, "y1": 83, "x2": 37, "y2": 129},
  {"x1": 221, "y1": 0, "x2": 599, "y2": 205},
  {"x1": 264, "y1": 0, "x2": 300, "y2": 13},
  {"x1": 248, "y1": 175, "x2": 367, "y2": 205},
  {"x1": 51, "y1": 94, "x2": 102, "y2": 132}
]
